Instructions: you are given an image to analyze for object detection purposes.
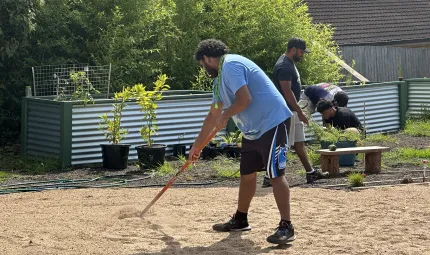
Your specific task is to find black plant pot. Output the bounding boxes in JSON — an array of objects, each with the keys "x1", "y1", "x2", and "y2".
[
  {"x1": 172, "y1": 144, "x2": 187, "y2": 157},
  {"x1": 201, "y1": 146, "x2": 211, "y2": 159},
  {"x1": 135, "y1": 144, "x2": 167, "y2": 170},
  {"x1": 100, "y1": 144, "x2": 131, "y2": 169},
  {"x1": 226, "y1": 146, "x2": 241, "y2": 158}
]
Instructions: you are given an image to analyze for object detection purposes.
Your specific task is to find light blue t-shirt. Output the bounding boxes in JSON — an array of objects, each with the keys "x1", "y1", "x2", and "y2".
[{"x1": 213, "y1": 54, "x2": 292, "y2": 140}]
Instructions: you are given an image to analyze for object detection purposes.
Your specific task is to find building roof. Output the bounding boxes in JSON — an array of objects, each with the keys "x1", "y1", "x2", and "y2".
[{"x1": 306, "y1": 0, "x2": 430, "y2": 46}]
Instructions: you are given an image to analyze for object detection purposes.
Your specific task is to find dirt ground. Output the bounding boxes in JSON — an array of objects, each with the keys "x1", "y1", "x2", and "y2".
[{"x1": 1, "y1": 185, "x2": 429, "y2": 255}]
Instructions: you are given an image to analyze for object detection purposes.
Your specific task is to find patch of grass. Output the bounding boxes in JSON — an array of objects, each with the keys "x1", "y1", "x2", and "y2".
[
  {"x1": 0, "y1": 154, "x2": 61, "y2": 175},
  {"x1": 155, "y1": 162, "x2": 175, "y2": 176},
  {"x1": 212, "y1": 155, "x2": 240, "y2": 178},
  {"x1": 296, "y1": 169, "x2": 306, "y2": 177},
  {"x1": 347, "y1": 172, "x2": 365, "y2": 187},
  {"x1": 383, "y1": 148, "x2": 430, "y2": 166},
  {"x1": 404, "y1": 120, "x2": 430, "y2": 137},
  {"x1": 398, "y1": 148, "x2": 430, "y2": 159},
  {"x1": 365, "y1": 133, "x2": 398, "y2": 144},
  {"x1": 177, "y1": 154, "x2": 193, "y2": 170},
  {"x1": 0, "y1": 144, "x2": 63, "y2": 175},
  {"x1": 0, "y1": 171, "x2": 15, "y2": 182}
]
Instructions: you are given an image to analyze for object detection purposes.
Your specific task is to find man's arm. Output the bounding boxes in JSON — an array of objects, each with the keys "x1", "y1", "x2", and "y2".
[
  {"x1": 192, "y1": 102, "x2": 223, "y2": 151},
  {"x1": 279, "y1": 80, "x2": 308, "y2": 124}
]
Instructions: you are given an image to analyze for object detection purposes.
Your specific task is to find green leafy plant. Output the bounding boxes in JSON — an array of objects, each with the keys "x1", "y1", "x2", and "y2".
[
  {"x1": 99, "y1": 86, "x2": 133, "y2": 144},
  {"x1": 191, "y1": 67, "x2": 213, "y2": 91},
  {"x1": 308, "y1": 121, "x2": 361, "y2": 143},
  {"x1": 220, "y1": 130, "x2": 243, "y2": 146},
  {"x1": 133, "y1": 74, "x2": 170, "y2": 147},
  {"x1": 178, "y1": 154, "x2": 193, "y2": 170},
  {"x1": 306, "y1": 145, "x2": 320, "y2": 166},
  {"x1": 155, "y1": 162, "x2": 175, "y2": 176},
  {"x1": 347, "y1": 172, "x2": 365, "y2": 187},
  {"x1": 70, "y1": 71, "x2": 100, "y2": 106}
]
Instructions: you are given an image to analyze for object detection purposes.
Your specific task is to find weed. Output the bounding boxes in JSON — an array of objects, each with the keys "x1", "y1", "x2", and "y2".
[
  {"x1": 365, "y1": 133, "x2": 398, "y2": 143},
  {"x1": 155, "y1": 162, "x2": 175, "y2": 176},
  {"x1": 178, "y1": 154, "x2": 193, "y2": 170},
  {"x1": 404, "y1": 120, "x2": 430, "y2": 137},
  {"x1": 212, "y1": 155, "x2": 240, "y2": 178},
  {"x1": 347, "y1": 172, "x2": 365, "y2": 187}
]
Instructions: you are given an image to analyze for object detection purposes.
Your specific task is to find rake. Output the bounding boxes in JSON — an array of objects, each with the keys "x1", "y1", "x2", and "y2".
[{"x1": 139, "y1": 128, "x2": 219, "y2": 217}]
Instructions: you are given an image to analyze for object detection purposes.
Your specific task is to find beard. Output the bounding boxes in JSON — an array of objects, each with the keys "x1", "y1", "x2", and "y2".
[
  {"x1": 204, "y1": 65, "x2": 218, "y2": 78},
  {"x1": 293, "y1": 53, "x2": 303, "y2": 62}
]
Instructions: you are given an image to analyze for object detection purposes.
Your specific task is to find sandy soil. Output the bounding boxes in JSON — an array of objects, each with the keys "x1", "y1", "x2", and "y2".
[{"x1": 1, "y1": 185, "x2": 429, "y2": 255}]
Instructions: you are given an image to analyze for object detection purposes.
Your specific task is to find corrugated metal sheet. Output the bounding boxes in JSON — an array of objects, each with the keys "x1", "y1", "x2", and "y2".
[
  {"x1": 71, "y1": 94, "x2": 223, "y2": 165},
  {"x1": 306, "y1": 83, "x2": 401, "y2": 138},
  {"x1": 408, "y1": 79, "x2": 430, "y2": 116},
  {"x1": 27, "y1": 100, "x2": 61, "y2": 156},
  {"x1": 340, "y1": 46, "x2": 430, "y2": 82}
]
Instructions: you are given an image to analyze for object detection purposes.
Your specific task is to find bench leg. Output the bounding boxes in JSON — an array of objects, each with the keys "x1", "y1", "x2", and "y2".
[
  {"x1": 320, "y1": 155, "x2": 339, "y2": 176},
  {"x1": 365, "y1": 152, "x2": 382, "y2": 174}
]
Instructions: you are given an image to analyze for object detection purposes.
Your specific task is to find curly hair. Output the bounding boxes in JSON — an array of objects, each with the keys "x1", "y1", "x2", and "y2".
[
  {"x1": 195, "y1": 39, "x2": 229, "y2": 61},
  {"x1": 316, "y1": 99, "x2": 333, "y2": 113}
]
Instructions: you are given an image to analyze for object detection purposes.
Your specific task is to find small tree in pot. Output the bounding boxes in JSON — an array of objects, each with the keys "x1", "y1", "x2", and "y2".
[
  {"x1": 133, "y1": 74, "x2": 170, "y2": 170},
  {"x1": 98, "y1": 87, "x2": 133, "y2": 169}
]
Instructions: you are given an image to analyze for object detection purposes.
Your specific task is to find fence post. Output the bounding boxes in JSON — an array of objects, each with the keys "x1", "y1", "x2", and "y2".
[
  {"x1": 59, "y1": 101, "x2": 73, "y2": 167},
  {"x1": 398, "y1": 80, "x2": 409, "y2": 129},
  {"x1": 20, "y1": 98, "x2": 29, "y2": 155}
]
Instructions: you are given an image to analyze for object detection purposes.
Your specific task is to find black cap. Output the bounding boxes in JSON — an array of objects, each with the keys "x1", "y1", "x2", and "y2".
[{"x1": 287, "y1": 37, "x2": 311, "y2": 53}]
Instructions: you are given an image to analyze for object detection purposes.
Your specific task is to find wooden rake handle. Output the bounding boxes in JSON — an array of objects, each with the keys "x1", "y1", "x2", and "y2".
[{"x1": 139, "y1": 128, "x2": 219, "y2": 216}]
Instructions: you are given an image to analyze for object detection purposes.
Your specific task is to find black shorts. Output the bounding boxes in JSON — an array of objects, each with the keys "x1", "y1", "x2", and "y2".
[{"x1": 240, "y1": 119, "x2": 291, "y2": 178}]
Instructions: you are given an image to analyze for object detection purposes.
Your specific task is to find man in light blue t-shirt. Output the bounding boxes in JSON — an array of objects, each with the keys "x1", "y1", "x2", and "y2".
[{"x1": 188, "y1": 39, "x2": 295, "y2": 245}]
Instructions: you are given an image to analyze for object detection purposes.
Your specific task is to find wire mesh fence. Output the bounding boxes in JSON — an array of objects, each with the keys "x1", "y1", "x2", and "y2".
[{"x1": 32, "y1": 63, "x2": 111, "y2": 99}]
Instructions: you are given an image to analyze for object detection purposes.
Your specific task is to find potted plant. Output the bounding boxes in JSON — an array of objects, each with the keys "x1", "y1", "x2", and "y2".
[
  {"x1": 220, "y1": 131, "x2": 242, "y2": 158},
  {"x1": 133, "y1": 74, "x2": 170, "y2": 169},
  {"x1": 98, "y1": 87, "x2": 133, "y2": 169},
  {"x1": 172, "y1": 133, "x2": 186, "y2": 157},
  {"x1": 309, "y1": 121, "x2": 361, "y2": 166}
]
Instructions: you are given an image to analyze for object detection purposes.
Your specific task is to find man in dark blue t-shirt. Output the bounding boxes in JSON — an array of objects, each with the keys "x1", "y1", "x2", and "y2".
[{"x1": 300, "y1": 83, "x2": 349, "y2": 117}]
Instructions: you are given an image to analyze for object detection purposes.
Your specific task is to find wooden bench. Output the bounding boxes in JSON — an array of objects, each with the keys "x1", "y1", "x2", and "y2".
[{"x1": 316, "y1": 146, "x2": 390, "y2": 176}]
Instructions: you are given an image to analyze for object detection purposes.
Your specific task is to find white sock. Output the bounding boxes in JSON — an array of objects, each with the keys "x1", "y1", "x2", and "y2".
[{"x1": 306, "y1": 169, "x2": 315, "y2": 174}]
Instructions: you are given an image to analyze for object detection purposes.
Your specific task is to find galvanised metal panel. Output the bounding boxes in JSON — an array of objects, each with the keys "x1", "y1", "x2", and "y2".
[
  {"x1": 71, "y1": 94, "x2": 225, "y2": 165},
  {"x1": 305, "y1": 83, "x2": 401, "y2": 139},
  {"x1": 27, "y1": 100, "x2": 61, "y2": 156},
  {"x1": 407, "y1": 79, "x2": 430, "y2": 117}
]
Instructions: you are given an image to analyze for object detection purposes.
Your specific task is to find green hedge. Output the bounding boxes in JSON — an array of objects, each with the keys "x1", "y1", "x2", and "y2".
[{"x1": 0, "y1": 0, "x2": 341, "y2": 144}]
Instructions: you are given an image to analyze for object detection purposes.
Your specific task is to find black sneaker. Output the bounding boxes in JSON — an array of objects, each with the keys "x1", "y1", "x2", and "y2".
[
  {"x1": 306, "y1": 169, "x2": 329, "y2": 184},
  {"x1": 262, "y1": 176, "x2": 272, "y2": 188},
  {"x1": 266, "y1": 221, "x2": 296, "y2": 245},
  {"x1": 212, "y1": 215, "x2": 251, "y2": 232}
]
